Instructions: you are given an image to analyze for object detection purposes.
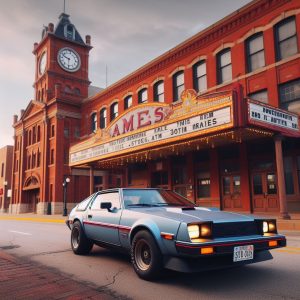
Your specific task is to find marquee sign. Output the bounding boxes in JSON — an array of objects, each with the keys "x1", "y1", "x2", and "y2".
[
  {"x1": 69, "y1": 90, "x2": 234, "y2": 166},
  {"x1": 247, "y1": 99, "x2": 300, "y2": 137}
]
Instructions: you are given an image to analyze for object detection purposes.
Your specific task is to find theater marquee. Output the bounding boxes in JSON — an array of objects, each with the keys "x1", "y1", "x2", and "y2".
[
  {"x1": 69, "y1": 90, "x2": 234, "y2": 166},
  {"x1": 247, "y1": 99, "x2": 300, "y2": 137}
]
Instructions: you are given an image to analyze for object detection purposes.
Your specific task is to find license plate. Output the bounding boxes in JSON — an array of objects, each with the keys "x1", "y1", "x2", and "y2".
[{"x1": 233, "y1": 245, "x2": 254, "y2": 262}]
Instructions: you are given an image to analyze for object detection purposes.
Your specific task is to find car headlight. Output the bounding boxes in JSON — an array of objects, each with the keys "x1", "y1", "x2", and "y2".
[
  {"x1": 262, "y1": 220, "x2": 277, "y2": 234},
  {"x1": 188, "y1": 223, "x2": 212, "y2": 240}
]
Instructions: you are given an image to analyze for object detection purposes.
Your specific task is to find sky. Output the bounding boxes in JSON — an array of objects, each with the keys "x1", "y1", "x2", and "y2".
[{"x1": 0, "y1": 0, "x2": 251, "y2": 148}]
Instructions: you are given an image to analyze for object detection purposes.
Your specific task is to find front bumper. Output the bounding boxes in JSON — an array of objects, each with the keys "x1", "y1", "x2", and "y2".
[
  {"x1": 175, "y1": 235, "x2": 286, "y2": 256},
  {"x1": 163, "y1": 235, "x2": 286, "y2": 272}
]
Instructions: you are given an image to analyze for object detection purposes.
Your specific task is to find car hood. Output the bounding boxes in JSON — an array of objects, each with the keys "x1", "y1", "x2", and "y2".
[{"x1": 128, "y1": 206, "x2": 255, "y2": 223}]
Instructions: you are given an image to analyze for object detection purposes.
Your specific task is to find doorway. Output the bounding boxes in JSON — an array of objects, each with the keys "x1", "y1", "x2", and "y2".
[
  {"x1": 221, "y1": 174, "x2": 242, "y2": 209},
  {"x1": 251, "y1": 172, "x2": 279, "y2": 212}
]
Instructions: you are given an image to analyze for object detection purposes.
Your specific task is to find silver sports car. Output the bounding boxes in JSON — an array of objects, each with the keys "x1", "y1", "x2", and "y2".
[{"x1": 66, "y1": 188, "x2": 286, "y2": 280}]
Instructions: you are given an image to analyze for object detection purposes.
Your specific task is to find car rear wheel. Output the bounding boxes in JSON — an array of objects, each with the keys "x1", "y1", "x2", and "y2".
[
  {"x1": 71, "y1": 221, "x2": 93, "y2": 255},
  {"x1": 131, "y1": 230, "x2": 163, "y2": 280}
]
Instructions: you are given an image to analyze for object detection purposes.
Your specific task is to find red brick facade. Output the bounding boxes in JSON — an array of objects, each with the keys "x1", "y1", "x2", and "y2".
[{"x1": 11, "y1": 0, "x2": 300, "y2": 215}]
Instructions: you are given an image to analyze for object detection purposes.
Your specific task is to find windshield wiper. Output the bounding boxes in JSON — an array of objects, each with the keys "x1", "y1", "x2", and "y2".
[{"x1": 127, "y1": 203, "x2": 158, "y2": 207}]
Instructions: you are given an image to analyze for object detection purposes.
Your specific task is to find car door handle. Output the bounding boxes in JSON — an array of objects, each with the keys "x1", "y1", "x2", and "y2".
[{"x1": 88, "y1": 214, "x2": 93, "y2": 219}]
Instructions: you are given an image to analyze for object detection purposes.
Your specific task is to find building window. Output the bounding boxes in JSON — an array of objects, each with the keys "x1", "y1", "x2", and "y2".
[
  {"x1": 279, "y1": 79, "x2": 300, "y2": 111},
  {"x1": 153, "y1": 81, "x2": 164, "y2": 102},
  {"x1": 138, "y1": 88, "x2": 148, "y2": 104},
  {"x1": 28, "y1": 154, "x2": 31, "y2": 169},
  {"x1": 64, "y1": 125, "x2": 69, "y2": 138},
  {"x1": 33, "y1": 127, "x2": 36, "y2": 144},
  {"x1": 193, "y1": 61, "x2": 207, "y2": 93},
  {"x1": 110, "y1": 103, "x2": 118, "y2": 121},
  {"x1": 197, "y1": 177, "x2": 211, "y2": 198},
  {"x1": 37, "y1": 126, "x2": 41, "y2": 142},
  {"x1": 173, "y1": 71, "x2": 184, "y2": 102},
  {"x1": 124, "y1": 95, "x2": 132, "y2": 110},
  {"x1": 28, "y1": 130, "x2": 32, "y2": 145},
  {"x1": 217, "y1": 48, "x2": 232, "y2": 84},
  {"x1": 100, "y1": 108, "x2": 107, "y2": 129},
  {"x1": 32, "y1": 152, "x2": 36, "y2": 168},
  {"x1": 1, "y1": 163, "x2": 4, "y2": 177},
  {"x1": 50, "y1": 149, "x2": 54, "y2": 165},
  {"x1": 275, "y1": 17, "x2": 298, "y2": 61},
  {"x1": 248, "y1": 89, "x2": 268, "y2": 103},
  {"x1": 64, "y1": 24, "x2": 75, "y2": 40},
  {"x1": 74, "y1": 126, "x2": 80, "y2": 138},
  {"x1": 246, "y1": 33, "x2": 265, "y2": 72},
  {"x1": 91, "y1": 112, "x2": 97, "y2": 133},
  {"x1": 51, "y1": 124, "x2": 55, "y2": 137},
  {"x1": 74, "y1": 88, "x2": 81, "y2": 95},
  {"x1": 284, "y1": 157, "x2": 294, "y2": 195},
  {"x1": 37, "y1": 151, "x2": 40, "y2": 167}
]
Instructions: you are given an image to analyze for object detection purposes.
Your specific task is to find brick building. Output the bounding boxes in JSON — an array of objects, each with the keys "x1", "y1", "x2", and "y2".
[
  {"x1": 0, "y1": 146, "x2": 13, "y2": 212},
  {"x1": 11, "y1": 0, "x2": 300, "y2": 216}
]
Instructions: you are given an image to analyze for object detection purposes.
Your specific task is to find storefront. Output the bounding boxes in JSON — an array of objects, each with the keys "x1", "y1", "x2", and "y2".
[{"x1": 69, "y1": 88, "x2": 300, "y2": 217}]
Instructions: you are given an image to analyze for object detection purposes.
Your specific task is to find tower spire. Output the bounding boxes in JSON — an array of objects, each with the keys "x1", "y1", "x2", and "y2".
[{"x1": 63, "y1": 0, "x2": 66, "y2": 14}]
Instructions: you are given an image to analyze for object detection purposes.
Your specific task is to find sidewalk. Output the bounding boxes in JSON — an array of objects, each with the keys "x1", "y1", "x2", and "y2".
[
  {"x1": 1, "y1": 211, "x2": 300, "y2": 232},
  {"x1": 0, "y1": 250, "x2": 115, "y2": 300}
]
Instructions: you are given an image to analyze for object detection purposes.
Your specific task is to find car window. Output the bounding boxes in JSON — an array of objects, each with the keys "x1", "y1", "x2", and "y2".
[
  {"x1": 76, "y1": 194, "x2": 94, "y2": 211},
  {"x1": 90, "y1": 192, "x2": 120, "y2": 210}
]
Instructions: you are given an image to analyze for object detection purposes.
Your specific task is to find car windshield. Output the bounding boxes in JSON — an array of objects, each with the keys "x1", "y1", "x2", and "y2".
[{"x1": 122, "y1": 189, "x2": 195, "y2": 208}]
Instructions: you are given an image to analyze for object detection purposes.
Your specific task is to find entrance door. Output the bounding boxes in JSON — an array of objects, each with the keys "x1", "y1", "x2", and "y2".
[
  {"x1": 222, "y1": 175, "x2": 242, "y2": 210},
  {"x1": 251, "y1": 172, "x2": 279, "y2": 212},
  {"x1": 27, "y1": 189, "x2": 39, "y2": 213}
]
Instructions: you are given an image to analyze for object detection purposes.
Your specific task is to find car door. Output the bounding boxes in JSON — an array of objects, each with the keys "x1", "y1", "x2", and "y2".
[{"x1": 84, "y1": 191, "x2": 122, "y2": 246}]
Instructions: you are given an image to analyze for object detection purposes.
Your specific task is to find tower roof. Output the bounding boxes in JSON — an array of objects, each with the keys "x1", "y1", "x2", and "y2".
[{"x1": 53, "y1": 13, "x2": 85, "y2": 45}]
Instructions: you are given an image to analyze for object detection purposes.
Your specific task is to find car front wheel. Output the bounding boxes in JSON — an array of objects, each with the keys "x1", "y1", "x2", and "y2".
[
  {"x1": 131, "y1": 230, "x2": 163, "y2": 280},
  {"x1": 71, "y1": 221, "x2": 93, "y2": 255}
]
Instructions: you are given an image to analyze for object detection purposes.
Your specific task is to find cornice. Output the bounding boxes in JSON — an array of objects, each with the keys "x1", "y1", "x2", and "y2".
[{"x1": 86, "y1": 0, "x2": 290, "y2": 104}]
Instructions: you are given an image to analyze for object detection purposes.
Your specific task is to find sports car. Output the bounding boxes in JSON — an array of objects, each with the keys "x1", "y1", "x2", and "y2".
[{"x1": 66, "y1": 188, "x2": 286, "y2": 280}]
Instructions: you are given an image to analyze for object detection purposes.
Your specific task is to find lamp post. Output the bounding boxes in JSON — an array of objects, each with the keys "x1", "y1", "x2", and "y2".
[
  {"x1": 3, "y1": 181, "x2": 8, "y2": 212},
  {"x1": 62, "y1": 177, "x2": 70, "y2": 216}
]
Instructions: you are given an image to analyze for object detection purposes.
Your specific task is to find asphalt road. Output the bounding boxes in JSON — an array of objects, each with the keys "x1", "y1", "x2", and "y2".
[{"x1": 0, "y1": 219, "x2": 300, "y2": 300}]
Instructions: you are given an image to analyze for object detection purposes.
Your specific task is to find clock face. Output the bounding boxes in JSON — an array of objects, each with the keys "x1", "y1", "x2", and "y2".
[
  {"x1": 39, "y1": 51, "x2": 47, "y2": 75},
  {"x1": 57, "y1": 47, "x2": 81, "y2": 72}
]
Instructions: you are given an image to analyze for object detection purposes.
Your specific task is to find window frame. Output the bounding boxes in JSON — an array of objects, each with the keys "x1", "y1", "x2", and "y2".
[
  {"x1": 124, "y1": 95, "x2": 133, "y2": 110},
  {"x1": 173, "y1": 71, "x2": 185, "y2": 102},
  {"x1": 274, "y1": 16, "x2": 298, "y2": 61},
  {"x1": 153, "y1": 80, "x2": 164, "y2": 102},
  {"x1": 138, "y1": 88, "x2": 148, "y2": 104},
  {"x1": 217, "y1": 48, "x2": 232, "y2": 84},
  {"x1": 100, "y1": 108, "x2": 107, "y2": 129},
  {"x1": 110, "y1": 102, "x2": 119, "y2": 121},
  {"x1": 193, "y1": 60, "x2": 207, "y2": 93},
  {"x1": 246, "y1": 32, "x2": 265, "y2": 73}
]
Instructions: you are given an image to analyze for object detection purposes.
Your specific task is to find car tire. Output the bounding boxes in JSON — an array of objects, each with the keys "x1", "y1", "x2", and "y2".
[
  {"x1": 71, "y1": 221, "x2": 93, "y2": 255},
  {"x1": 131, "y1": 230, "x2": 163, "y2": 280}
]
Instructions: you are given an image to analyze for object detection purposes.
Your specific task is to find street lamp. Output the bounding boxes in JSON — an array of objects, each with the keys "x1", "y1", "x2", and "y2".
[
  {"x1": 62, "y1": 177, "x2": 70, "y2": 216},
  {"x1": 3, "y1": 181, "x2": 8, "y2": 212}
]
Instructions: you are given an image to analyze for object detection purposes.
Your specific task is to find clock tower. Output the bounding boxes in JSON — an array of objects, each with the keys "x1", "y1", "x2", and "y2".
[
  {"x1": 33, "y1": 13, "x2": 92, "y2": 102},
  {"x1": 11, "y1": 13, "x2": 94, "y2": 214}
]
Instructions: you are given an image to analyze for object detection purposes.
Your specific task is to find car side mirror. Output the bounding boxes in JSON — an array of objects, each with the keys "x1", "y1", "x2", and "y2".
[{"x1": 101, "y1": 202, "x2": 112, "y2": 212}]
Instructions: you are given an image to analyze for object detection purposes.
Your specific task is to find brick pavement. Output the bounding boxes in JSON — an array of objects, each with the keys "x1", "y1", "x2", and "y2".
[{"x1": 0, "y1": 251, "x2": 121, "y2": 300}]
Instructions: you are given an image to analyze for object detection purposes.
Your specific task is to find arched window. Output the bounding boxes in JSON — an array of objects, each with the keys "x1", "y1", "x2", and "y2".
[
  {"x1": 110, "y1": 103, "x2": 118, "y2": 121},
  {"x1": 193, "y1": 61, "x2": 207, "y2": 93},
  {"x1": 100, "y1": 108, "x2": 107, "y2": 129},
  {"x1": 173, "y1": 71, "x2": 184, "y2": 101},
  {"x1": 124, "y1": 95, "x2": 133, "y2": 110},
  {"x1": 246, "y1": 33, "x2": 265, "y2": 73},
  {"x1": 74, "y1": 88, "x2": 81, "y2": 95},
  {"x1": 153, "y1": 81, "x2": 164, "y2": 102},
  {"x1": 217, "y1": 48, "x2": 232, "y2": 84},
  {"x1": 138, "y1": 88, "x2": 148, "y2": 104},
  {"x1": 91, "y1": 112, "x2": 97, "y2": 133},
  {"x1": 275, "y1": 16, "x2": 298, "y2": 61}
]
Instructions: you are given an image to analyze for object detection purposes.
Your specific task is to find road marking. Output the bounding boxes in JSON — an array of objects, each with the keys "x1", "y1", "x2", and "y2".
[
  {"x1": 9, "y1": 230, "x2": 32, "y2": 236},
  {"x1": 274, "y1": 246, "x2": 300, "y2": 255},
  {"x1": 0, "y1": 216, "x2": 65, "y2": 223}
]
